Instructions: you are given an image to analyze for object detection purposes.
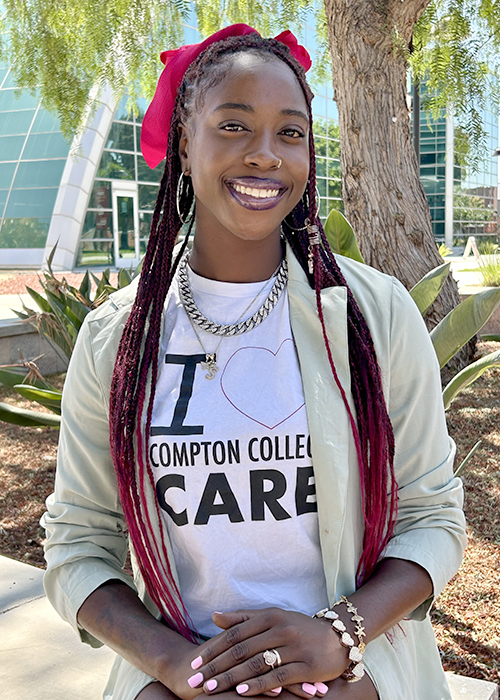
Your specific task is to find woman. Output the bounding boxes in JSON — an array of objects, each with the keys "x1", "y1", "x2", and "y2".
[{"x1": 42, "y1": 24, "x2": 466, "y2": 700}]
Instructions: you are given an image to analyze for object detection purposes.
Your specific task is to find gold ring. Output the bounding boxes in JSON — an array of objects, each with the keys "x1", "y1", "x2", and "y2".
[{"x1": 263, "y1": 649, "x2": 282, "y2": 669}]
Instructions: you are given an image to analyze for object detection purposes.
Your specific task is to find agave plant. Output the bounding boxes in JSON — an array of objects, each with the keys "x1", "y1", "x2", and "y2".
[
  {"x1": 324, "y1": 209, "x2": 500, "y2": 475},
  {"x1": 0, "y1": 246, "x2": 134, "y2": 427}
]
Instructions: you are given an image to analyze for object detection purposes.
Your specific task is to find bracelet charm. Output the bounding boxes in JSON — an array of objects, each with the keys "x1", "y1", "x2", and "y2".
[{"x1": 313, "y1": 596, "x2": 366, "y2": 683}]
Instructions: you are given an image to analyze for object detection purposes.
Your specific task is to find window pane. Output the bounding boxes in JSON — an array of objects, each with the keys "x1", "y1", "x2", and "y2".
[
  {"x1": 13, "y1": 160, "x2": 66, "y2": 188},
  {"x1": 139, "y1": 184, "x2": 158, "y2": 210},
  {"x1": 0, "y1": 89, "x2": 38, "y2": 111},
  {"x1": 22, "y1": 132, "x2": 69, "y2": 159},
  {"x1": 0, "y1": 162, "x2": 16, "y2": 188},
  {"x1": 137, "y1": 154, "x2": 163, "y2": 183},
  {"x1": 326, "y1": 160, "x2": 341, "y2": 179},
  {"x1": 0, "y1": 135, "x2": 26, "y2": 161},
  {"x1": 81, "y1": 210, "x2": 113, "y2": 239},
  {"x1": 89, "y1": 181, "x2": 112, "y2": 209},
  {"x1": 5, "y1": 188, "x2": 58, "y2": 218},
  {"x1": 76, "y1": 240, "x2": 114, "y2": 267},
  {"x1": 139, "y1": 211, "x2": 152, "y2": 245},
  {"x1": 105, "y1": 122, "x2": 135, "y2": 152},
  {"x1": 314, "y1": 137, "x2": 326, "y2": 157},
  {"x1": 115, "y1": 95, "x2": 135, "y2": 122},
  {"x1": 0, "y1": 110, "x2": 35, "y2": 136},
  {"x1": 97, "y1": 151, "x2": 135, "y2": 180},
  {"x1": 31, "y1": 110, "x2": 61, "y2": 133},
  {"x1": 316, "y1": 157, "x2": 326, "y2": 178},
  {"x1": 316, "y1": 178, "x2": 327, "y2": 198},
  {"x1": 135, "y1": 98, "x2": 148, "y2": 123},
  {"x1": 327, "y1": 140, "x2": 340, "y2": 159},
  {"x1": 0, "y1": 217, "x2": 49, "y2": 248},
  {"x1": 327, "y1": 179, "x2": 342, "y2": 200}
]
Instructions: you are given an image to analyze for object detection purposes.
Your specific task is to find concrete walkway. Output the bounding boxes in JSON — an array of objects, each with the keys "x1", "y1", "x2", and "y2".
[
  {"x1": 1, "y1": 555, "x2": 498, "y2": 700},
  {"x1": 0, "y1": 554, "x2": 115, "y2": 699}
]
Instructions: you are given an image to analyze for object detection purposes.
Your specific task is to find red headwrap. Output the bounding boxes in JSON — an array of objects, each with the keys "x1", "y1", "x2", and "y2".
[{"x1": 140, "y1": 23, "x2": 312, "y2": 169}]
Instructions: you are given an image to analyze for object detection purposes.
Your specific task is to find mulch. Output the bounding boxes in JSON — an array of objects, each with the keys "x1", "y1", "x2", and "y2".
[{"x1": 0, "y1": 342, "x2": 499, "y2": 684}]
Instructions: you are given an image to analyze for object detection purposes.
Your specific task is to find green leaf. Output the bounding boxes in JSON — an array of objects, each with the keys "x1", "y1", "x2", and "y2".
[
  {"x1": 323, "y1": 210, "x2": 365, "y2": 264},
  {"x1": 0, "y1": 401, "x2": 60, "y2": 427},
  {"x1": 430, "y1": 287, "x2": 500, "y2": 368},
  {"x1": 454, "y1": 440, "x2": 482, "y2": 479},
  {"x1": 78, "y1": 270, "x2": 92, "y2": 301},
  {"x1": 0, "y1": 366, "x2": 53, "y2": 391},
  {"x1": 442, "y1": 348, "x2": 500, "y2": 409},
  {"x1": 118, "y1": 268, "x2": 132, "y2": 287},
  {"x1": 94, "y1": 269, "x2": 112, "y2": 298},
  {"x1": 46, "y1": 242, "x2": 58, "y2": 273},
  {"x1": 481, "y1": 334, "x2": 500, "y2": 342},
  {"x1": 26, "y1": 286, "x2": 52, "y2": 314},
  {"x1": 13, "y1": 385, "x2": 62, "y2": 414},
  {"x1": 0, "y1": 366, "x2": 30, "y2": 389},
  {"x1": 409, "y1": 262, "x2": 451, "y2": 316}
]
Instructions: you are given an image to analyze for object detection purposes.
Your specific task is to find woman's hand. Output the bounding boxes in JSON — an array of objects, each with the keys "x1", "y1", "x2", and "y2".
[{"x1": 184, "y1": 608, "x2": 352, "y2": 697}]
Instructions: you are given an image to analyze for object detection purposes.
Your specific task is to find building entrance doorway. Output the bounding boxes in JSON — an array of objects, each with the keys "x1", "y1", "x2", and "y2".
[{"x1": 112, "y1": 182, "x2": 139, "y2": 268}]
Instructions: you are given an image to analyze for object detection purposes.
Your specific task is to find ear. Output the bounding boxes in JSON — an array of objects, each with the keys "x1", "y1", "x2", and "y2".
[{"x1": 178, "y1": 123, "x2": 190, "y2": 174}]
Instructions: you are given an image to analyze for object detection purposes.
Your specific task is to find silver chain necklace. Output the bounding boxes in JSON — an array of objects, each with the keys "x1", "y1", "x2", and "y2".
[{"x1": 178, "y1": 255, "x2": 288, "y2": 379}]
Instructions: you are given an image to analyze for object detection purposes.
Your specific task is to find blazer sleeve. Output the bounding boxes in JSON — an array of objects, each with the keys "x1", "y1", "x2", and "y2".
[
  {"x1": 382, "y1": 277, "x2": 467, "y2": 619},
  {"x1": 41, "y1": 313, "x2": 138, "y2": 647}
]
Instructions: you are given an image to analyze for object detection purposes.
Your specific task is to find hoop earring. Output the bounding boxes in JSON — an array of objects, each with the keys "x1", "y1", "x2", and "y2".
[
  {"x1": 176, "y1": 172, "x2": 195, "y2": 224},
  {"x1": 282, "y1": 186, "x2": 321, "y2": 232}
]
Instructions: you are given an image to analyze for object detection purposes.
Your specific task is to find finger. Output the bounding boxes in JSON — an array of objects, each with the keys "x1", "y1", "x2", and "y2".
[
  {"x1": 269, "y1": 684, "x2": 317, "y2": 699},
  {"x1": 195, "y1": 646, "x2": 287, "y2": 693},
  {"x1": 191, "y1": 610, "x2": 281, "y2": 670},
  {"x1": 281, "y1": 684, "x2": 324, "y2": 699},
  {"x1": 313, "y1": 682, "x2": 329, "y2": 697},
  {"x1": 205, "y1": 662, "x2": 310, "y2": 697},
  {"x1": 211, "y1": 611, "x2": 257, "y2": 631}
]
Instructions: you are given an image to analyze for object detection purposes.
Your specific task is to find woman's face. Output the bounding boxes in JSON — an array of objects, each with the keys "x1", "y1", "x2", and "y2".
[{"x1": 178, "y1": 53, "x2": 310, "y2": 247}]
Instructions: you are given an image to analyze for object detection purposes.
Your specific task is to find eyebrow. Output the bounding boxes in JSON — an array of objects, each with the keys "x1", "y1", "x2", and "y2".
[{"x1": 214, "y1": 102, "x2": 309, "y2": 122}]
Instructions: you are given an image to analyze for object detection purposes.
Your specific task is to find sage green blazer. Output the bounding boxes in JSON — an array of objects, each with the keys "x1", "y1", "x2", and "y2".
[{"x1": 42, "y1": 247, "x2": 466, "y2": 700}]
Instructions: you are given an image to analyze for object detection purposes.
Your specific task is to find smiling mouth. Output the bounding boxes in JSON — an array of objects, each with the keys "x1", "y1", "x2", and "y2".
[{"x1": 225, "y1": 177, "x2": 287, "y2": 211}]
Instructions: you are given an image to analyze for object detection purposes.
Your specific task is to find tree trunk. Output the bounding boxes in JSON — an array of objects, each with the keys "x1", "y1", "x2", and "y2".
[{"x1": 324, "y1": 0, "x2": 474, "y2": 377}]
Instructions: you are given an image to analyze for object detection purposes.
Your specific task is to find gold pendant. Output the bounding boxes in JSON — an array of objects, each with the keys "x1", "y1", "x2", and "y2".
[{"x1": 201, "y1": 353, "x2": 218, "y2": 380}]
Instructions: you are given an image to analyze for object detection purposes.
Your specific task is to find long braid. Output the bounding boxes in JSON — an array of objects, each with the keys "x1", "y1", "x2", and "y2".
[
  {"x1": 109, "y1": 32, "x2": 397, "y2": 638},
  {"x1": 281, "y1": 62, "x2": 397, "y2": 584}
]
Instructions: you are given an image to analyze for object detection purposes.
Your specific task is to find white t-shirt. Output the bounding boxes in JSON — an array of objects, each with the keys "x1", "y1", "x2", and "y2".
[{"x1": 150, "y1": 262, "x2": 328, "y2": 637}]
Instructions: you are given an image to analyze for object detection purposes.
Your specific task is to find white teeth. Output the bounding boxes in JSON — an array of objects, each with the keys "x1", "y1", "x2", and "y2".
[{"x1": 232, "y1": 183, "x2": 280, "y2": 199}]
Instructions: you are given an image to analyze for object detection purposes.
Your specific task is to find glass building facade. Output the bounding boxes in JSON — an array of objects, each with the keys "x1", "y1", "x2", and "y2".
[
  {"x1": 412, "y1": 84, "x2": 499, "y2": 245},
  {"x1": 0, "y1": 65, "x2": 70, "y2": 264},
  {"x1": 0, "y1": 18, "x2": 497, "y2": 269}
]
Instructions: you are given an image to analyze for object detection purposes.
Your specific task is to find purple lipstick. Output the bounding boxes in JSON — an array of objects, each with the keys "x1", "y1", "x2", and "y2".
[{"x1": 225, "y1": 177, "x2": 287, "y2": 211}]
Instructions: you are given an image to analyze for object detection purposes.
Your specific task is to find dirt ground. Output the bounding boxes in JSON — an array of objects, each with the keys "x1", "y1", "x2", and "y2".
[{"x1": 0, "y1": 343, "x2": 499, "y2": 684}]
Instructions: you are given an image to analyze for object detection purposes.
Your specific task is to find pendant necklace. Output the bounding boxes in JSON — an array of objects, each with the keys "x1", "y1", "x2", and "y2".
[{"x1": 179, "y1": 255, "x2": 288, "y2": 380}]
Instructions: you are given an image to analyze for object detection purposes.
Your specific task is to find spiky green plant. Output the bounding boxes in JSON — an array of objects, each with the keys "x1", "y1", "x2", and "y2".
[{"x1": 0, "y1": 246, "x2": 134, "y2": 427}]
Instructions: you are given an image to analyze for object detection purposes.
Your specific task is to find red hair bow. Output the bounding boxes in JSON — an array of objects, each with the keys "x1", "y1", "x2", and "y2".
[{"x1": 140, "y1": 24, "x2": 312, "y2": 169}]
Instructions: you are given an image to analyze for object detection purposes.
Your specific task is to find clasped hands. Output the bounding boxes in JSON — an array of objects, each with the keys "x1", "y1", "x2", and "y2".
[{"x1": 178, "y1": 608, "x2": 353, "y2": 699}]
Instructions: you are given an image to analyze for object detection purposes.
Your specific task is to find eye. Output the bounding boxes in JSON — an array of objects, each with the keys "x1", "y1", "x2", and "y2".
[
  {"x1": 220, "y1": 122, "x2": 247, "y2": 132},
  {"x1": 280, "y1": 127, "x2": 306, "y2": 139}
]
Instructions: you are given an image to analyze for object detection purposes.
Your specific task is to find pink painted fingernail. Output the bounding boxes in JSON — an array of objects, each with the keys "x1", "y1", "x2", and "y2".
[
  {"x1": 191, "y1": 656, "x2": 203, "y2": 670},
  {"x1": 270, "y1": 688, "x2": 282, "y2": 694},
  {"x1": 314, "y1": 683, "x2": 328, "y2": 694},
  {"x1": 213, "y1": 611, "x2": 224, "y2": 615},
  {"x1": 206, "y1": 680, "x2": 218, "y2": 692},
  {"x1": 302, "y1": 684, "x2": 317, "y2": 696},
  {"x1": 237, "y1": 684, "x2": 250, "y2": 694},
  {"x1": 188, "y1": 673, "x2": 204, "y2": 688}
]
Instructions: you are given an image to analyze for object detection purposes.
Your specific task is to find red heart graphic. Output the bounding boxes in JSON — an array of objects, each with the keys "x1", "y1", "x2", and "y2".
[{"x1": 220, "y1": 339, "x2": 305, "y2": 430}]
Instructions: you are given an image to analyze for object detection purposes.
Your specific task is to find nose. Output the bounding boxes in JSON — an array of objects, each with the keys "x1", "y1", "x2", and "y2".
[{"x1": 243, "y1": 132, "x2": 281, "y2": 170}]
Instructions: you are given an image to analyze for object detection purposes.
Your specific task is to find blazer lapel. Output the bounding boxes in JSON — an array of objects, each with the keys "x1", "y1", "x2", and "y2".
[{"x1": 287, "y1": 249, "x2": 352, "y2": 600}]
